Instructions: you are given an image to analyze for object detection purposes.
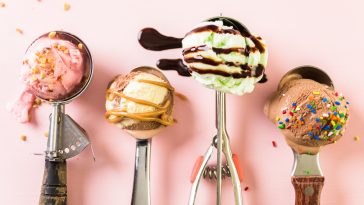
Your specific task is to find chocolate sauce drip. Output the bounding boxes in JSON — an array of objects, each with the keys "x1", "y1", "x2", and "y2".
[
  {"x1": 183, "y1": 45, "x2": 245, "y2": 55},
  {"x1": 138, "y1": 28, "x2": 183, "y2": 51},
  {"x1": 258, "y1": 74, "x2": 268, "y2": 83},
  {"x1": 184, "y1": 56, "x2": 264, "y2": 75},
  {"x1": 249, "y1": 36, "x2": 265, "y2": 53},
  {"x1": 184, "y1": 56, "x2": 220, "y2": 66},
  {"x1": 156, "y1": 59, "x2": 191, "y2": 77},
  {"x1": 205, "y1": 16, "x2": 251, "y2": 37},
  {"x1": 189, "y1": 67, "x2": 251, "y2": 78},
  {"x1": 188, "y1": 62, "x2": 265, "y2": 79},
  {"x1": 186, "y1": 25, "x2": 240, "y2": 36},
  {"x1": 255, "y1": 64, "x2": 264, "y2": 76}
]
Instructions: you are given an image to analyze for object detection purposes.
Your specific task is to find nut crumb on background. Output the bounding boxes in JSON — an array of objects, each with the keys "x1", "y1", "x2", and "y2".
[
  {"x1": 20, "y1": 135, "x2": 27, "y2": 141},
  {"x1": 16, "y1": 28, "x2": 23, "y2": 34},
  {"x1": 64, "y1": 3, "x2": 71, "y2": 11}
]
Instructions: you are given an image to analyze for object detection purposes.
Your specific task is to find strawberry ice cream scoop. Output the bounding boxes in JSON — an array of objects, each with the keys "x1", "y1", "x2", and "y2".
[
  {"x1": 10, "y1": 31, "x2": 89, "y2": 123},
  {"x1": 21, "y1": 34, "x2": 84, "y2": 100}
]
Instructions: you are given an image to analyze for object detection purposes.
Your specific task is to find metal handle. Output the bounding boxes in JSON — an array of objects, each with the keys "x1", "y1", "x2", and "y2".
[
  {"x1": 39, "y1": 159, "x2": 67, "y2": 205},
  {"x1": 131, "y1": 139, "x2": 151, "y2": 205},
  {"x1": 188, "y1": 145, "x2": 214, "y2": 205},
  {"x1": 47, "y1": 104, "x2": 65, "y2": 159},
  {"x1": 216, "y1": 91, "x2": 225, "y2": 205},
  {"x1": 292, "y1": 176, "x2": 324, "y2": 205},
  {"x1": 216, "y1": 91, "x2": 243, "y2": 205}
]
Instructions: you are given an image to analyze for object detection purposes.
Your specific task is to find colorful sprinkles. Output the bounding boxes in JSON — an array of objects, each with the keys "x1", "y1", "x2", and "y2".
[{"x1": 276, "y1": 91, "x2": 349, "y2": 141}]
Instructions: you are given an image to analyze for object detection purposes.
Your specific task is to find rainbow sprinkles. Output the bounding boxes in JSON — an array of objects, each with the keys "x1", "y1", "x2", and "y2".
[{"x1": 276, "y1": 91, "x2": 349, "y2": 142}]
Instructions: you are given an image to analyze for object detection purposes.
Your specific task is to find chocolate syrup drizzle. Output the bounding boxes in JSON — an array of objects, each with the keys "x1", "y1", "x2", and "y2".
[
  {"x1": 138, "y1": 17, "x2": 267, "y2": 83},
  {"x1": 138, "y1": 28, "x2": 183, "y2": 51},
  {"x1": 156, "y1": 59, "x2": 191, "y2": 77},
  {"x1": 185, "y1": 25, "x2": 240, "y2": 36}
]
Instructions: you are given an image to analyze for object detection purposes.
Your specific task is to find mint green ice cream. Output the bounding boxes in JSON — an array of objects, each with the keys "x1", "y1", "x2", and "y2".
[{"x1": 182, "y1": 20, "x2": 268, "y2": 95}]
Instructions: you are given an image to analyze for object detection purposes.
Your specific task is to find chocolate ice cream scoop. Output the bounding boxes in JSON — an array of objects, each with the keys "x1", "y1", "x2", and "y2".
[
  {"x1": 265, "y1": 66, "x2": 350, "y2": 205},
  {"x1": 265, "y1": 67, "x2": 349, "y2": 154}
]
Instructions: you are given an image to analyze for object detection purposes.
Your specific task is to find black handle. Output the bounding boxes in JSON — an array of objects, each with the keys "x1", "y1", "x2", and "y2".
[{"x1": 39, "y1": 159, "x2": 67, "y2": 205}]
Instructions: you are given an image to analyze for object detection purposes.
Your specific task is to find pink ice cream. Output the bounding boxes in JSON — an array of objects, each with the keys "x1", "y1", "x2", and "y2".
[
  {"x1": 11, "y1": 32, "x2": 85, "y2": 123},
  {"x1": 21, "y1": 35, "x2": 84, "y2": 100}
]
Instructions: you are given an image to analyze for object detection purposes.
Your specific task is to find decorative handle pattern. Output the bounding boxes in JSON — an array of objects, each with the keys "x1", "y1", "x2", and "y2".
[
  {"x1": 292, "y1": 176, "x2": 324, "y2": 205},
  {"x1": 39, "y1": 159, "x2": 67, "y2": 205}
]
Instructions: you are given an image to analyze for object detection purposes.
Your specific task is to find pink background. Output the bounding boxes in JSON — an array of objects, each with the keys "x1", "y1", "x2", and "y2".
[{"x1": 1, "y1": 0, "x2": 363, "y2": 204}]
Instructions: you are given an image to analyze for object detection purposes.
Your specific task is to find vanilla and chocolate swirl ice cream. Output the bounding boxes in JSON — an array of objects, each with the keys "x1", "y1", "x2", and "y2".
[
  {"x1": 105, "y1": 67, "x2": 174, "y2": 137},
  {"x1": 182, "y1": 20, "x2": 268, "y2": 95}
]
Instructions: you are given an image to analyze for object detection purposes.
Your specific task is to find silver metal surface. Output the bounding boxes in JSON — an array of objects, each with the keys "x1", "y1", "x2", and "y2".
[
  {"x1": 216, "y1": 91, "x2": 224, "y2": 205},
  {"x1": 291, "y1": 150, "x2": 323, "y2": 176},
  {"x1": 47, "y1": 104, "x2": 64, "y2": 159},
  {"x1": 216, "y1": 91, "x2": 243, "y2": 205},
  {"x1": 131, "y1": 139, "x2": 151, "y2": 205},
  {"x1": 279, "y1": 66, "x2": 334, "y2": 90},
  {"x1": 46, "y1": 107, "x2": 90, "y2": 160},
  {"x1": 203, "y1": 164, "x2": 231, "y2": 180},
  {"x1": 188, "y1": 144, "x2": 214, "y2": 205}
]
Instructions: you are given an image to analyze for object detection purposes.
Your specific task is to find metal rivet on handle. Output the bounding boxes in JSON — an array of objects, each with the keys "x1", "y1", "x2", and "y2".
[{"x1": 304, "y1": 186, "x2": 314, "y2": 196}]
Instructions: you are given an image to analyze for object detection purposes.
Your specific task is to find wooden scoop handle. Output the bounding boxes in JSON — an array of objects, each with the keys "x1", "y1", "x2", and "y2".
[
  {"x1": 39, "y1": 159, "x2": 67, "y2": 205},
  {"x1": 291, "y1": 176, "x2": 324, "y2": 205}
]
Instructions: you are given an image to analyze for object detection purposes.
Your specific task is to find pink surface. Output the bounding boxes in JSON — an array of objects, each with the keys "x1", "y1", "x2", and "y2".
[{"x1": 0, "y1": 0, "x2": 363, "y2": 204}]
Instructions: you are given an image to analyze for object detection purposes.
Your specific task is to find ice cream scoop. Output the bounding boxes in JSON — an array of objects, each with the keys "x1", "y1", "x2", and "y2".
[
  {"x1": 265, "y1": 66, "x2": 349, "y2": 154},
  {"x1": 139, "y1": 17, "x2": 268, "y2": 96},
  {"x1": 37, "y1": 31, "x2": 92, "y2": 205},
  {"x1": 138, "y1": 16, "x2": 264, "y2": 205},
  {"x1": 14, "y1": 31, "x2": 94, "y2": 205},
  {"x1": 182, "y1": 19, "x2": 268, "y2": 95},
  {"x1": 105, "y1": 67, "x2": 174, "y2": 205},
  {"x1": 11, "y1": 31, "x2": 89, "y2": 123},
  {"x1": 265, "y1": 66, "x2": 349, "y2": 205}
]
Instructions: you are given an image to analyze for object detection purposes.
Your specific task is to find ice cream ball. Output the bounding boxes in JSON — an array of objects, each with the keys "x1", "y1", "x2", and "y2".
[
  {"x1": 265, "y1": 71, "x2": 349, "y2": 154},
  {"x1": 182, "y1": 18, "x2": 268, "y2": 95},
  {"x1": 21, "y1": 32, "x2": 86, "y2": 100},
  {"x1": 105, "y1": 67, "x2": 174, "y2": 139}
]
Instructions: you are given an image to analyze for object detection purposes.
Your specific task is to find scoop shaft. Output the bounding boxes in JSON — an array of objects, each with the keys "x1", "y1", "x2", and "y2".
[{"x1": 131, "y1": 139, "x2": 151, "y2": 205}]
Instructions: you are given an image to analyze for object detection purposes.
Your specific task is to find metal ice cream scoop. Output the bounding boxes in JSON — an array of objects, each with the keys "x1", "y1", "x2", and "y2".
[
  {"x1": 26, "y1": 31, "x2": 94, "y2": 205},
  {"x1": 106, "y1": 67, "x2": 174, "y2": 205},
  {"x1": 278, "y1": 65, "x2": 334, "y2": 205},
  {"x1": 138, "y1": 16, "x2": 251, "y2": 205}
]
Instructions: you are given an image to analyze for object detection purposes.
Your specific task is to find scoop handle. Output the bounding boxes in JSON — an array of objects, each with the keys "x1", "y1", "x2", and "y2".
[
  {"x1": 291, "y1": 176, "x2": 324, "y2": 205},
  {"x1": 39, "y1": 159, "x2": 67, "y2": 205},
  {"x1": 131, "y1": 139, "x2": 151, "y2": 205}
]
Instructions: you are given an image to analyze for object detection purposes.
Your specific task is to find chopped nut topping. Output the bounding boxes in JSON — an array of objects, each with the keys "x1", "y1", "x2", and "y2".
[{"x1": 48, "y1": 31, "x2": 57, "y2": 38}]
